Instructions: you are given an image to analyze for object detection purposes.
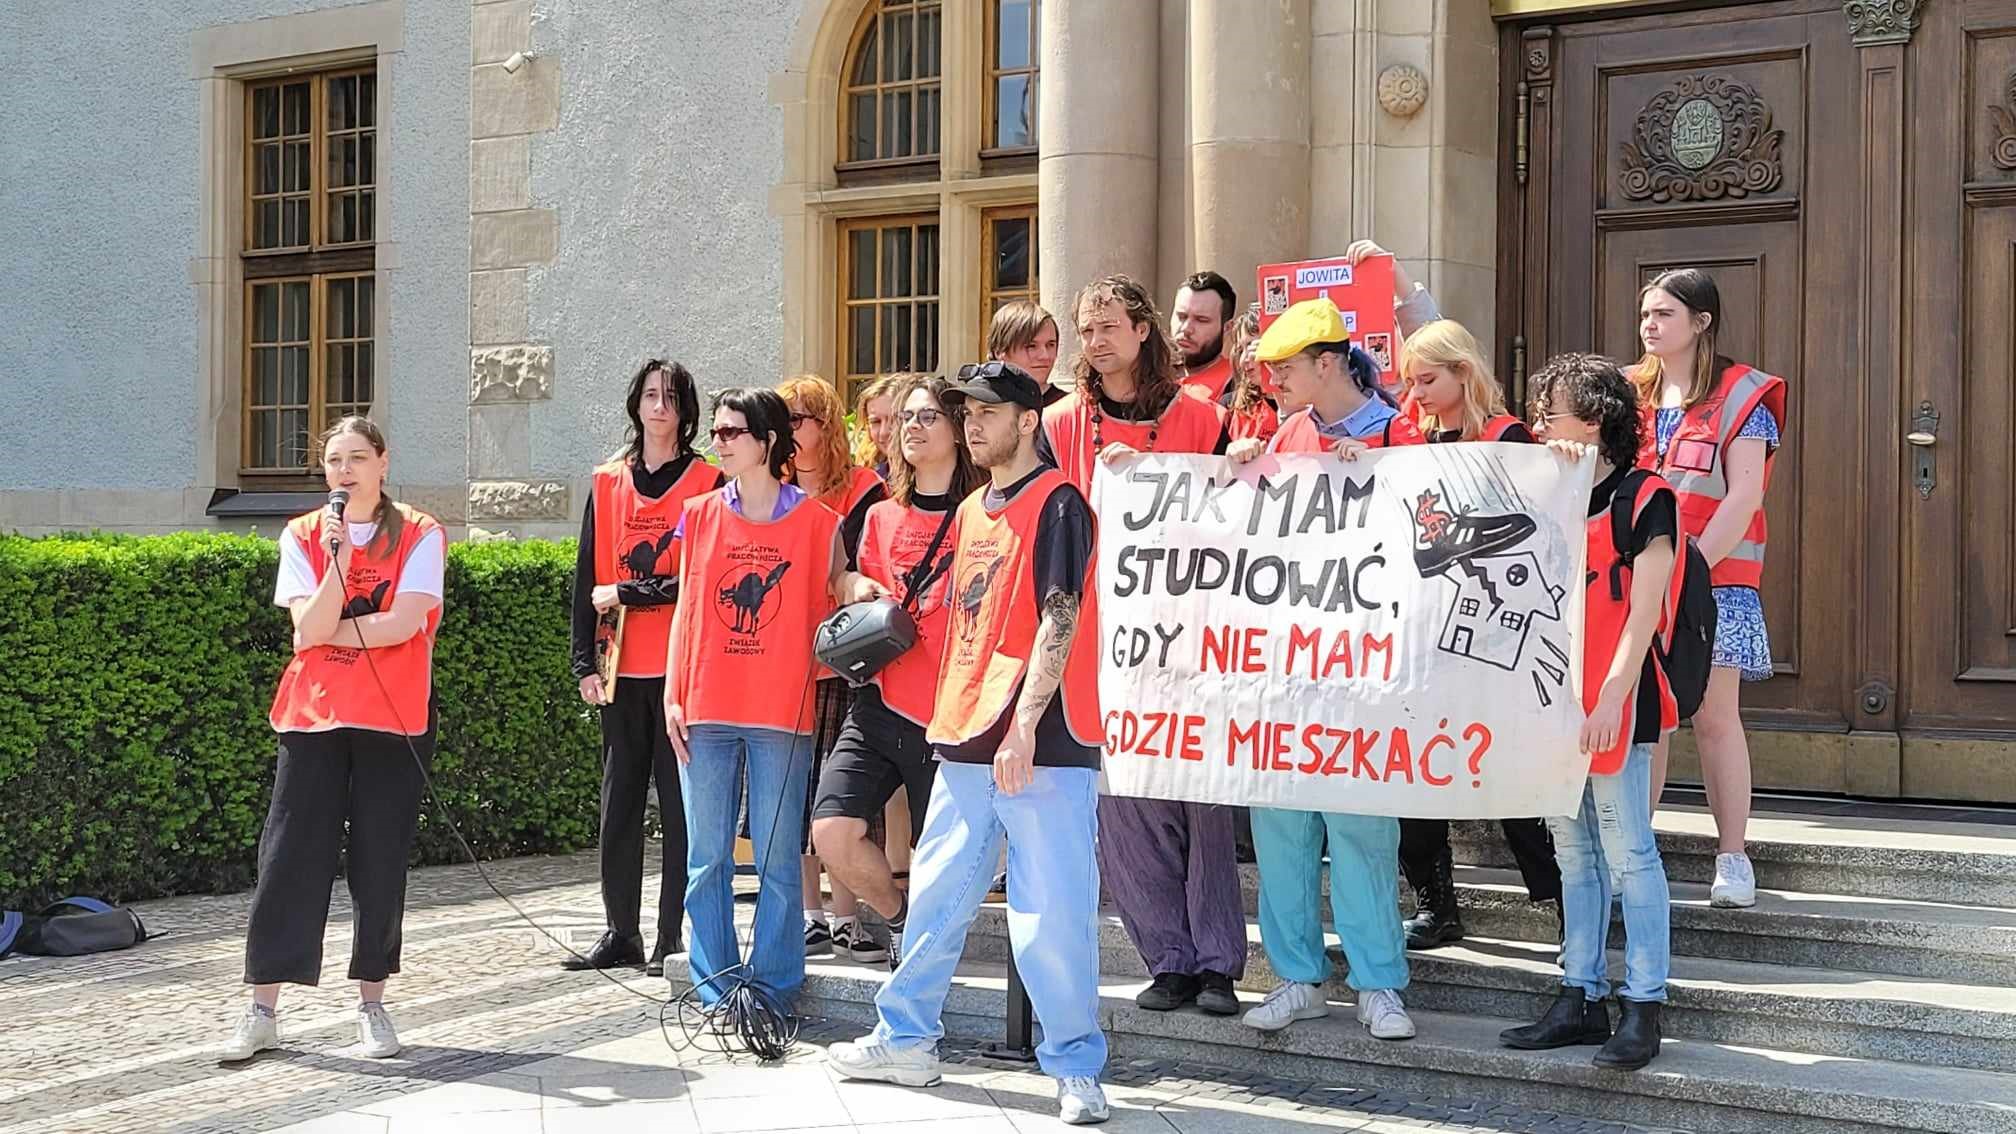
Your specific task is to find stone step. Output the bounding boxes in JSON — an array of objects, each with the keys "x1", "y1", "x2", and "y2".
[
  {"x1": 1230, "y1": 862, "x2": 2016, "y2": 986},
  {"x1": 1447, "y1": 806, "x2": 2016, "y2": 905},
  {"x1": 962, "y1": 906, "x2": 2016, "y2": 1074},
  {"x1": 740, "y1": 957, "x2": 2016, "y2": 1134}
]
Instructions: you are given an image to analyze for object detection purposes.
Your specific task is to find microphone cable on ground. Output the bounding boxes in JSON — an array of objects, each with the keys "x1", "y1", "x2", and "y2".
[{"x1": 330, "y1": 540, "x2": 821, "y2": 1062}]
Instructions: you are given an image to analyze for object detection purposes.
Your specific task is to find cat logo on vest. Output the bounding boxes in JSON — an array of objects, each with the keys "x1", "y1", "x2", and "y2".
[
  {"x1": 951, "y1": 557, "x2": 1006, "y2": 647},
  {"x1": 712, "y1": 546, "x2": 791, "y2": 654}
]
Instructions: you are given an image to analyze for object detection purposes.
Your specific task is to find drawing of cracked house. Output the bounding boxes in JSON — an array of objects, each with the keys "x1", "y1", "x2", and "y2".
[{"x1": 1437, "y1": 551, "x2": 1565, "y2": 671}]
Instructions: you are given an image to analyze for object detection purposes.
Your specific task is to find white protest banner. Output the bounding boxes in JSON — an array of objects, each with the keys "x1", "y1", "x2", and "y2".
[{"x1": 1091, "y1": 445, "x2": 1596, "y2": 819}]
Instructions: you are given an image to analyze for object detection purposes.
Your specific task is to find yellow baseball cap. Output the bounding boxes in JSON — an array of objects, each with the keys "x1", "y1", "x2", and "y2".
[{"x1": 1255, "y1": 297, "x2": 1349, "y2": 363}]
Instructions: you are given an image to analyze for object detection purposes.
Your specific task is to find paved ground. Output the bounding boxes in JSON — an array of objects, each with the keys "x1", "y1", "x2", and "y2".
[{"x1": 0, "y1": 848, "x2": 1679, "y2": 1133}]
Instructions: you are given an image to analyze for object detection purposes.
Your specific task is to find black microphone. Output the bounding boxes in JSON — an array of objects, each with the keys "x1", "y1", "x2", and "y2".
[{"x1": 325, "y1": 489, "x2": 350, "y2": 554}]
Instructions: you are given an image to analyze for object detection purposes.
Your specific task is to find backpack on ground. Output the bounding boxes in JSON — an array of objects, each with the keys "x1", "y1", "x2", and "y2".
[
  {"x1": 0, "y1": 897, "x2": 148, "y2": 960},
  {"x1": 1610, "y1": 469, "x2": 1717, "y2": 720}
]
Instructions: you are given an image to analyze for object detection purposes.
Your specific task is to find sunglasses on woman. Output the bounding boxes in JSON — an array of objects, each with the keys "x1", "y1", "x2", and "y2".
[{"x1": 709, "y1": 425, "x2": 751, "y2": 445}]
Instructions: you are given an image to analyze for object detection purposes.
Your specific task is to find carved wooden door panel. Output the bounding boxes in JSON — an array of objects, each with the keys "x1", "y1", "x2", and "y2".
[
  {"x1": 1898, "y1": 0, "x2": 2016, "y2": 800},
  {"x1": 1505, "y1": 2, "x2": 1865, "y2": 792}
]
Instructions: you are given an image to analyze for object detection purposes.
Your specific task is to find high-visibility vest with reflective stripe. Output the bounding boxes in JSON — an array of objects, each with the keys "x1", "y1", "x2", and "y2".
[
  {"x1": 927, "y1": 469, "x2": 1101, "y2": 748},
  {"x1": 591, "y1": 457, "x2": 721, "y2": 677},
  {"x1": 269, "y1": 504, "x2": 442, "y2": 736},
  {"x1": 1640, "y1": 363, "x2": 1787, "y2": 589}
]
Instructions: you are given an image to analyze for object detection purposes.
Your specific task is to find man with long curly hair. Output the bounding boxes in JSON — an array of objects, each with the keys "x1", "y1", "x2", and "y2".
[{"x1": 1040, "y1": 274, "x2": 1245, "y2": 1018}]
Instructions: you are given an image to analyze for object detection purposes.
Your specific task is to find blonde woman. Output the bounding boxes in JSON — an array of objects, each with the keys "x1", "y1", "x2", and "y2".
[
  {"x1": 1389, "y1": 320, "x2": 1560, "y2": 952},
  {"x1": 776, "y1": 373, "x2": 889, "y2": 962},
  {"x1": 1221, "y1": 308, "x2": 1280, "y2": 444},
  {"x1": 852, "y1": 375, "x2": 900, "y2": 478}
]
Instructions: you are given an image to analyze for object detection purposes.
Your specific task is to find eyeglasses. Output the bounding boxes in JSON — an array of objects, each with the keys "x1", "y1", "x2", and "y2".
[
  {"x1": 898, "y1": 408, "x2": 952, "y2": 428},
  {"x1": 957, "y1": 361, "x2": 1017, "y2": 381},
  {"x1": 709, "y1": 426, "x2": 751, "y2": 445},
  {"x1": 788, "y1": 412, "x2": 820, "y2": 428}
]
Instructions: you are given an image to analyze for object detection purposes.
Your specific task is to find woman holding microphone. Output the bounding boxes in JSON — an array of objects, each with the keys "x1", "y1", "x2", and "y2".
[{"x1": 224, "y1": 417, "x2": 445, "y2": 1062}]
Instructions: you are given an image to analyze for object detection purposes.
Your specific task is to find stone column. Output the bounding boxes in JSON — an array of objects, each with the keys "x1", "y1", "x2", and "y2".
[
  {"x1": 1039, "y1": 0, "x2": 1159, "y2": 360},
  {"x1": 467, "y1": 0, "x2": 567, "y2": 538},
  {"x1": 1189, "y1": 0, "x2": 1312, "y2": 309}
]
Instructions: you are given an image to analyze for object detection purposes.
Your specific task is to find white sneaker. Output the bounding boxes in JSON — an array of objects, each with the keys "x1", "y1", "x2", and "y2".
[
  {"x1": 1710, "y1": 852, "x2": 1757, "y2": 908},
  {"x1": 1355, "y1": 988, "x2": 1416, "y2": 1040},
  {"x1": 357, "y1": 1002, "x2": 401, "y2": 1058},
  {"x1": 827, "y1": 1036, "x2": 943, "y2": 1087},
  {"x1": 1057, "y1": 1076, "x2": 1110, "y2": 1125},
  {"x1": 221, "y1": 1006, "x2": 278, "y2": 1062},
  {"x1": 1241, "y1": 981, "x2": 1330, "y2": 1032}
]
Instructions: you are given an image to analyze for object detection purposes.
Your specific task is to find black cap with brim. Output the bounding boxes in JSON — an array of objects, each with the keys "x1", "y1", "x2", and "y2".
[{"x1": 946, "y1": 362, "x2": 1043, "y2": 410}]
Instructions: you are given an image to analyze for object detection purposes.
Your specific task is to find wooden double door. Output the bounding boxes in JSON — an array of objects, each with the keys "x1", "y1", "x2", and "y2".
[{"x1": 1498, "y1": 0, "x2": 2016, "y2": 801}]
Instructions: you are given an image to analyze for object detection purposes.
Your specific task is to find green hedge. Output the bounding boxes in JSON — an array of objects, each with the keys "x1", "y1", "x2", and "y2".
[{"x1": 0, "y1": 532, "x2": 602, "y2": 910}]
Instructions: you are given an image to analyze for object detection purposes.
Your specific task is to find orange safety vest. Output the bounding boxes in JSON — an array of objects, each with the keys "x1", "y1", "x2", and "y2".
[
  {"x1": 858, "y1": 499, "x2": 959, "y2": 726},
  {"x1": 1229, "y1": 398, "x2": 1281, "y2": 445},
  {"x1": 1042, "y1": 389, "x2": 1223, "y2": 496},
  {"x1": 669, "y1": 490, "x2": 839, "y2": 733},
  {"x1": 1180, "y1": 354, "x2": 1236, "y2": 403},
  {"x1": 1399, "y1": 387, "x2": 1424, "y2": 427},
  {"x1": 1583, "y1": 473, "x2": 1683, "y2": 775},
  {"x1": 269, "y1": 504, "x2": 443, "y2": 736},
  {"x1": 814, "y1": 464, "x2": 884, "y2": 518},
  {"x1": 928, "y1": 469, "x2": 1102, "y2": 748},
  {"x1": 592, "y1": 456, "x2": 721, "y2": 677},
  {"x1": 1639, "y1": 363, "x2": 1787, "y2": 589},
  {"x1": 1266, "y1": 404, "x2": 1427, "y2": 454},
  {"x1": 1479, "y1": 415, "x2": 1528, "y2": 442}
]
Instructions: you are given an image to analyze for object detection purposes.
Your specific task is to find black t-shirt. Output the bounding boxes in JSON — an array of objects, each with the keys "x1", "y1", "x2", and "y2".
[
  {"x1": 834, "y1": 481, "x2": 891, "y2": 566},
  {"x1": 842, "y1": 488, "x2": 953, "y2": 574},
  {"x1": 1589, "y1": 466, "x2": 1679, "y2": 744},
  {"x1": 1042, "y1": 382, "x2": 1070, "y2": 408},
  {"x1": 569, "y1": 452, "x2": 722, "y2": 679},
  {"x1": 936, "y1": 465, "x2": 1100, "y2": 770},
  {"x1": 1095, "y1": 393, "x2": 1234, "y2": 455},
  {"x1": 1431, "y1": 421, "x2": 1535, "y2": 445}
]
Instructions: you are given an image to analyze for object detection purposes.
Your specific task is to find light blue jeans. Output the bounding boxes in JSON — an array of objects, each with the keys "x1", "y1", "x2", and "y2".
[
  {"x1": 1249, "y1": 808, "x2": 1409, "y2": 991},
  {"x1": 1549, "y1": 742, "x2": 1670, "y2": 1002},
  {"x1": 872, "y1": 761, "x2": 1107, "y2": 1079},
  {"x1": 680, "y1": 724, "x2": 812, "y2": 1007}
]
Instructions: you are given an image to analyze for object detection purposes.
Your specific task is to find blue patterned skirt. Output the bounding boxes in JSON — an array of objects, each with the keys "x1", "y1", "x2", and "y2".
[{"x1": 1713, "y1": 585, "x2": 1774, "y2": 682}]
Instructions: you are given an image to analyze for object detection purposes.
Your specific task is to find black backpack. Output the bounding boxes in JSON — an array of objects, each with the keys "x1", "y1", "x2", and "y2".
[
  {"x1": 0, "y1": 897, "x2": 148, "y2": 961},
  {"x1": 1610, "y1": 470, "x2": 1717, "y2": 721}
]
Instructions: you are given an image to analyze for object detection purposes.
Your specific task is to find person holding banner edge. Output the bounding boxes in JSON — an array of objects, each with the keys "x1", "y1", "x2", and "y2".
[
  {"x1": 1393, "y1": 323, "x2": 1564, "y2": 952},
  {"x1": 828, "y1": 361, "x2": 1112, "y2": 1126},
  {"x1": 1500, "y1": 352, "x2": 1678, "y2": 1071},
  {"x1": 567, "y1": 359, "x2": 722, "y2": 978},
  {"x1": 1049, "y1": 274, "x2": 1247, "y2": 1017},
  {"x1": 1220, "y1": 297, "x2": 1423, "y2": 1041},
  {"x1": 811, "y1": 373, "x2": 986, "y2": 971}
]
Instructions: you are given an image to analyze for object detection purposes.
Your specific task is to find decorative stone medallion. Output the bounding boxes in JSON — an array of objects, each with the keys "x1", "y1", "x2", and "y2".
[{"x1": 1377, "y1": 64, "x2": 1429, "y2": 118}]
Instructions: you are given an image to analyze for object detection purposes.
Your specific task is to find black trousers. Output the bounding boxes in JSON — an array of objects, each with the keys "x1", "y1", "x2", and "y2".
[
  {"x1": 598, "y1": 676, "x2": 687, "y2": 945},
  {"x1": 1399, "y1": 817, "x2": 1562, "y2": 904},
  {"x1": 244, "y1": 724, "x2": 432, "y2": 986}
]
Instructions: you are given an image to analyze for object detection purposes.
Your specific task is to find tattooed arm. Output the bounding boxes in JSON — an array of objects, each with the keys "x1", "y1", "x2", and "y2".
[
  {"x1": 994, "y1": 588, "x2": 1079, "y2": 794},
  {"x1": 993, "y1": 484, "x2": 1095, "y2": 795}
]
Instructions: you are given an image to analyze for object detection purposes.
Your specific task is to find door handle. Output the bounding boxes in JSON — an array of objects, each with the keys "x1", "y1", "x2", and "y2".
[{"x1": 1908, "y1": 400, "x2": 1939, "y2": 498}]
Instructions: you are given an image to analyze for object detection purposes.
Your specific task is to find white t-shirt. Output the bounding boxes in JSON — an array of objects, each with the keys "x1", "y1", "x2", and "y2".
[{"x1": 274, "y1": 521, "x2": 446, "y2": 606}]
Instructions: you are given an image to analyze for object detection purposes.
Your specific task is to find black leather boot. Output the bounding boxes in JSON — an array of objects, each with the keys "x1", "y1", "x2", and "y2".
[
  {"x1": 645, "y1": 933, "x2": 681, "y2": 978},
  {"x1": 562, "y1": 929, "x2": 645, "y2": 971},
  {"x1": 1594, "y1": 999, "x2": 1662, "y2": 1070},
  {"x1": 1403, "y1": 848, "x2": 1466, "y2": 949},
  {"x1": 1499, "y1": 987, "x2": 1610, "y2": 1049}
]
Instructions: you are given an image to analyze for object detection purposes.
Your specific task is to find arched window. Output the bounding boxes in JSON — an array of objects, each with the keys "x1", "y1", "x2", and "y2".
[
  {"x1": 841, "y1": 0, "x2": 942, "y2": 168},
  {"x1": 806, "y1": 0, "x2": 1042, "y2": 396}
]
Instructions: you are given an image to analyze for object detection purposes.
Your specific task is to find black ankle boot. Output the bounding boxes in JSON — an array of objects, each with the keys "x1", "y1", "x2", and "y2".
[
  {"x1": 1499, "y1": 987, "x2": 1610, "y2": 1049},
  {"x1": 1403, "y1": 849, "x2": 1465, "y2": 949},
  {"x1": 1594, "y1": 999, "x2": 1662, "y2": 1070}
]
